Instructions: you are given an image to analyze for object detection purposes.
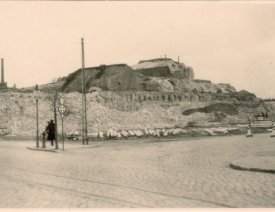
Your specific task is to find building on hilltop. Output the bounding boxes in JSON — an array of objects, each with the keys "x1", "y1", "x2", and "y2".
[
  {"x1": 132, "y1": 57, "x2": 194, "y2": 80},
  {"x1": 0, "y1": 58, "x2": 7, "y2": 90}
]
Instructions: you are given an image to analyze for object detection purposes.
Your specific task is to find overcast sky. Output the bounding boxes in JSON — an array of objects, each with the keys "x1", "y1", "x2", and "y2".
[{"x1": 0, "y1": 1, "x2": 274, "y2": 98}]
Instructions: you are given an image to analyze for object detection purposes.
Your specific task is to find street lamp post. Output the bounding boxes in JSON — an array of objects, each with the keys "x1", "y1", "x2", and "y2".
[{"x1": 34, "y1": 84, "x2": 39, "y2": 148}]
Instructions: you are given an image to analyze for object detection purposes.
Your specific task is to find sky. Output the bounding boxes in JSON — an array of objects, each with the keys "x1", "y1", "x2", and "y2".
[{"x1": 0, "y1": 1, "x2": 274, "y2": 98}]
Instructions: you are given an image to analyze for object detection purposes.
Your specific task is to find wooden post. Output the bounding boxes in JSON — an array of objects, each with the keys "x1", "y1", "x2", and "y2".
[
  {"x1": 81, "y1": 38, "x2": 88, "y2": 145},
  {"x1": 1, "y1": 58, "x2": 4, "y2": 84}
]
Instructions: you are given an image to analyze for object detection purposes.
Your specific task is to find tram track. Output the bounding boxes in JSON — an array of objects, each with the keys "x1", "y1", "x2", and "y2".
[
  {"x1": 0, "y1": 163, "x2": 232, "y2": 207},
  {"x1": 0, "y1": 172, "x2": 150, "y2": 207}
]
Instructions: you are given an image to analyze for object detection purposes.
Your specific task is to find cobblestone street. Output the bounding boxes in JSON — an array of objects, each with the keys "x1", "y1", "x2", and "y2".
[{"x1": 0, "y1": 134, "x2": 275, "y2": 208}]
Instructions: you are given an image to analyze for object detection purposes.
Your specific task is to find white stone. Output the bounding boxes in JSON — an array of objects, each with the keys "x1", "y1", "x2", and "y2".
[
  {"x1": 172, "y1": 128, "x2": 185, "y2": 135},
  {"x1": 213, "y1": 128, "x2": 228, "y2": 134},
  {"x1": 156, "y1": 129, "x2": 160, "y2": 137},
  {"x1": 165, "y1": 129, "x2": 172, "y2": 135},
  {"x1": 204, "y1": 129, "x2": 216, "y2": 136},
  {"x1": 99, "y1": 131, "x2": 104, "y2": 138},
  {"x1": 148, "y1": 129, "x2": 156, "y2": 136},
  {"x1": 74, "y1": 131, "x2": 81, "y2": 136},
  {"x1": 134, "y1": 130, "x2": 144, "y2": 137},
  {"x1": 128, "y1": 131, "x2": 135, "y2": 136},
  {"x1": 121, "y1": 130, "x2": 129, "y2": 137},
  {"x1": 117, "y1": 132, "x2": 122, "y2": 138},
  {"x1": 107, "y1": 129, "x2": 113, "y2": 138},
  {"x1": 144, "y1": 128, "x2": 149, "y2": 136},
  {"x1": 112, "y1": 130, "x2": 118, "y2": 137}
]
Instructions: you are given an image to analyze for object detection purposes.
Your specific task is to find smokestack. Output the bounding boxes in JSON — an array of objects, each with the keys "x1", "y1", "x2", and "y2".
[{"x1": 1, "y1": 58, "x2": 4, "y2": 84}]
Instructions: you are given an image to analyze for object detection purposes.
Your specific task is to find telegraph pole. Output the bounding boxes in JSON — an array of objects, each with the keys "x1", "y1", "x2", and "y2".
[
  {"x1": 1, "y1": 58, "x2": 4, "y2": 84},
  {"x1": 81, "y1": 38, "x2": 88, "y2": 145}
]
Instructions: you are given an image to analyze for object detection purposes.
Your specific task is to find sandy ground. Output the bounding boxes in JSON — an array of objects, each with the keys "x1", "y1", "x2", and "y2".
[{"x1": 0, "y1": 134, "x2": 274, "y2": 208}]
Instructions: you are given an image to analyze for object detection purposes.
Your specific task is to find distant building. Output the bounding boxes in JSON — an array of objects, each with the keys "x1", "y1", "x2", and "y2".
[
  {"x1": 132, "y1": 58, "x2": 194, "y2": 79},
  {"x1": 0, "y1": 58, "x2": 7, "y2": 90}
]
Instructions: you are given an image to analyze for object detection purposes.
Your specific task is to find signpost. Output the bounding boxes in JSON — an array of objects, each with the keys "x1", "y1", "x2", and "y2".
[{"x1": 58, "y1": 98, "x2": 66, "y2": 150}]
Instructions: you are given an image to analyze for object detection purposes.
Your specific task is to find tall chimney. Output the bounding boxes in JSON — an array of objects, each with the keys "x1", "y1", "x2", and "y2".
[{"x1": 1, "y1": 58, "x2": 4, "y2": 84}]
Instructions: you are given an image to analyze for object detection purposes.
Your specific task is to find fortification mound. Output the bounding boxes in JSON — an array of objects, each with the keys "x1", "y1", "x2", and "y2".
[
  {"x1": 60, "y1": 64, "x2": 145, "y2": 92},
  {"x1": 132, "y1": 58, "x2": 194, "y2": 79}
]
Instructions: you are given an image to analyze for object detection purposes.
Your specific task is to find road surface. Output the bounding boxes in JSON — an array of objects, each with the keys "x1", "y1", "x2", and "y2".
[{"x1": 0, "y1": 134, "x2": 274, "y2": 207}]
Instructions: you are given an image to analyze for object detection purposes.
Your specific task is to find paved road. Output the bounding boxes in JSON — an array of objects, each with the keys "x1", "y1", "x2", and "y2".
[{"x1": 0, "y1": 134, "x2": 274, "y2": 208}]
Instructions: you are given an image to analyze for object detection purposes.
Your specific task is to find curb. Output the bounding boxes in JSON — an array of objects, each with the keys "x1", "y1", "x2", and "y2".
[
  {"x1": 27, "y1": 146, "x2": 58, "y2": 153},
  {"x1": 229, "y1": 163, "x2": 275, "y2": 174}
]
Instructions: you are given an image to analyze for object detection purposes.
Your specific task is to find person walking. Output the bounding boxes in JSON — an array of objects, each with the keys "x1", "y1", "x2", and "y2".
[{"x1": 46, "y1": 120, "x2": 56, "y2": 146}]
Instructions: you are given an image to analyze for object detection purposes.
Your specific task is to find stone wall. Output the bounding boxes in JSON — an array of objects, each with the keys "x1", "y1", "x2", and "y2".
[{"x1": 0, "y1": 90, "x2": 265, "y2": 137}]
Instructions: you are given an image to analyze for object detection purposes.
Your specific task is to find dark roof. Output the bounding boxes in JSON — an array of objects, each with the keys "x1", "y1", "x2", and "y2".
[{"x1": 138, "y1": 58, "x2": 172, "y2": 64}]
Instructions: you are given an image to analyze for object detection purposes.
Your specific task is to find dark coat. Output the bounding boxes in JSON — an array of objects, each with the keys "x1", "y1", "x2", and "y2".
[{"x1": 46, "y1": 122, "x2": 56, "y2": 141}]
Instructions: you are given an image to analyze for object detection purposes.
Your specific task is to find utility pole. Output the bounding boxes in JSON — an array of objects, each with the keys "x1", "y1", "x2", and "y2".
[
  {"x1": 81, "y1": 38, "x2": 88, "y2": 145},
  {"x1": 1, "y1": 58, "x2": 4, "y2": 84}
]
